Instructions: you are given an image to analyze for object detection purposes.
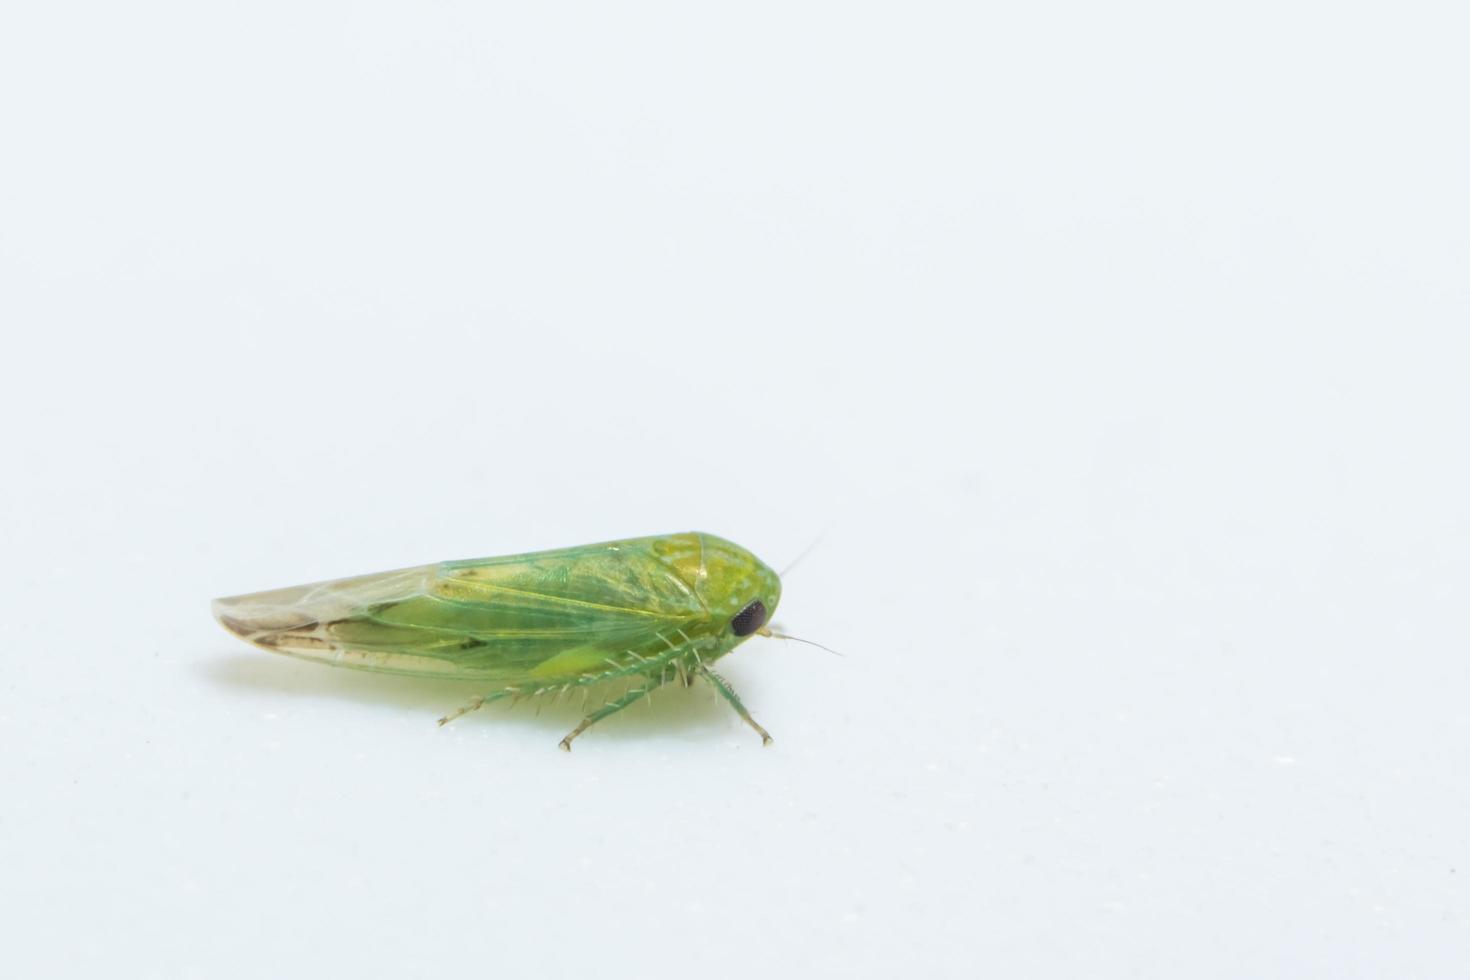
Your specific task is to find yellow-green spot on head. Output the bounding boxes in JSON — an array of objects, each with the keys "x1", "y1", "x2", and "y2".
[{"x1": 652, "y1": 532, "x2": 782, "y2": 655}]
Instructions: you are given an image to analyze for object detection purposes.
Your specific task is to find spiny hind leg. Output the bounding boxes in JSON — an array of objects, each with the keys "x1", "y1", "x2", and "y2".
[
  {"x1": 437, "y1": 686, "x2": 521, "y2": 726},
  {"x1": 696, "y1": 666, "x2": 773, "y2": 746},
  {"x1": 559, "y1": 679, "x2": 666, "y2": 751}
]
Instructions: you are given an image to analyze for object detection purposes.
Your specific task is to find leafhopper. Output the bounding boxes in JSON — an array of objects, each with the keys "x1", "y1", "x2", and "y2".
[{"x1": 213, "y1": 532, "x2": 783, "y2": 749}]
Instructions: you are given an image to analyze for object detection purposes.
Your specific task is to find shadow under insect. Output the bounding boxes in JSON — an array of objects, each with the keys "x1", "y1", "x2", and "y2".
[{"x1": 200, "y1": 652, "x2": 755, "y2": 743}]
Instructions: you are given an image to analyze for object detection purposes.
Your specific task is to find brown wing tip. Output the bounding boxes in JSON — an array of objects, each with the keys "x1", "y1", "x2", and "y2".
[
  {"x1": 211, "y1": 598, "x2": 253, "y2": 638},
  {"x1": 211, "y1": 596, "x2": 320, "y2": 643}
]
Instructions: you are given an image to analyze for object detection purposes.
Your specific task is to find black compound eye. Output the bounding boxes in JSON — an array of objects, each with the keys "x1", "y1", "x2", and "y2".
[{"x1": 730, "y1": 599, "x2": 768, "y2": 637}]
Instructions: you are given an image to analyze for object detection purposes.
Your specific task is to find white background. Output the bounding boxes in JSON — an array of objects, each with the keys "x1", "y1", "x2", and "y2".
[{"x1": 2, "y1": 3, "x2": 1467, "y2": 977}]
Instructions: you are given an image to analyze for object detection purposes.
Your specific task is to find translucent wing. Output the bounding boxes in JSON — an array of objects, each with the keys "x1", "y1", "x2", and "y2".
[{"x1": 212, "y1": 537, "x2": 709, "y2": 681}]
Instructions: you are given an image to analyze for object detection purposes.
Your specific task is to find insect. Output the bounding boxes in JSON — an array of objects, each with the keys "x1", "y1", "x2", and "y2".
[{"x1": 213, "y1": 532, "x2": 783, "y2": 749}]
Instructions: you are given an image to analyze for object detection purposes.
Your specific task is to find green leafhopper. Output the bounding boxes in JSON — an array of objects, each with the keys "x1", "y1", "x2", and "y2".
[{"x1": 213, "y1": 532, "x2": 783, "y2": 749}]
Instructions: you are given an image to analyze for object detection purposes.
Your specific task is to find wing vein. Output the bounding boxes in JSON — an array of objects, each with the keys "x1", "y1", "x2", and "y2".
[{"x1": 437, "y1": 580, "x2": 685, "y2": 619}]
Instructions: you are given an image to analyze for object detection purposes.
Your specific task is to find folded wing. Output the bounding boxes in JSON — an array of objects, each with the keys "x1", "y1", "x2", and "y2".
[{"x1": 212, "y1": 539, "x2": 706, "y2": 681}]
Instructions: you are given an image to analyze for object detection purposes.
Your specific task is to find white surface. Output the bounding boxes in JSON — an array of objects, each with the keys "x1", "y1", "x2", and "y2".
[{"x1": 2, "y1": 3, "x2": 1467, "y2": 977}]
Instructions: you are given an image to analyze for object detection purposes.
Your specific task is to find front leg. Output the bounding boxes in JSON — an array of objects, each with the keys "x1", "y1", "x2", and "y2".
[
  {"x1": 696, "y1": 666, "x2": 773, "y2": 746},
  {"x1": 559, "y1": 678, "x2": 666, "y2": 751}
]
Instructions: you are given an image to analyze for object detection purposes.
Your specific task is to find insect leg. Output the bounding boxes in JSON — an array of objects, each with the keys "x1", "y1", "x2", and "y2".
[
  {"x1": 696, "y1": 666, "x2": 773, "y2": 746},
  {"x1": 437, "y1": 688, "x2": 517, "y2": 727},
  {"x1": 558, "y1": 679, "x2": 665, "y2": 752}
]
